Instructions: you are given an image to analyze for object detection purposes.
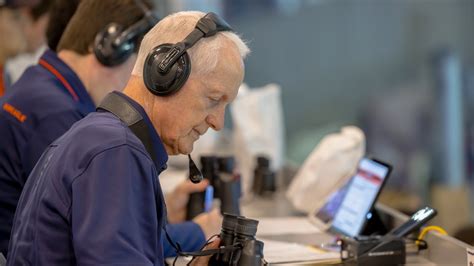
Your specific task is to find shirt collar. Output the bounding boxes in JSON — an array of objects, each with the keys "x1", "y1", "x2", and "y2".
[
  {"x1": 112, "y1": 91, "x2": 168, "y2": 172},
  {"x1": 39, "y1": 49, "x2": 95, "y2": 115}
]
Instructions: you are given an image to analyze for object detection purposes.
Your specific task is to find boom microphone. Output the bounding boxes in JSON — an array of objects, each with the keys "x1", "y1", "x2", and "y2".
[{"x1": 188, "y1": 154, "x2": 203, "y2": 183}]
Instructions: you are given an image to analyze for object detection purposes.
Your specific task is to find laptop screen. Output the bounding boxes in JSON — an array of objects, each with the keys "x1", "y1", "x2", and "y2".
[{"x1": 330, "y1": 158, "x2": 391, "y2": 237}]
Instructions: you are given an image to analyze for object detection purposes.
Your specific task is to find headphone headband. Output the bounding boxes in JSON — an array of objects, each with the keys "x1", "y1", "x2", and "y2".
[
  {"x1": 157, "y1": 12, "x2": 233, "y2": 74},
  {"x1": 196, "y1": 12, "x2": 233, "y2": 37},
  {"x1": 111, "y1": 15, "x2": 157, "y2": 49}
]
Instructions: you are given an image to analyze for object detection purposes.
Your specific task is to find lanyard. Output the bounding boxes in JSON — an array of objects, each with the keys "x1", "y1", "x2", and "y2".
[{"x1": 39, "y1": 59, "x2": 79, "y2": 102}]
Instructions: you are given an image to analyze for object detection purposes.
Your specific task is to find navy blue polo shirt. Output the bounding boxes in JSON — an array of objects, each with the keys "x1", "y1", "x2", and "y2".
[
  {"x1": 0, "y1": 50, "x2": 205, "y2": 258},
  {"x1": 7, "y1": 92, "x2": 169, "y2": 265},
  {"x1": 0, "y1": 50, "x2": 96, "y2": 255}
]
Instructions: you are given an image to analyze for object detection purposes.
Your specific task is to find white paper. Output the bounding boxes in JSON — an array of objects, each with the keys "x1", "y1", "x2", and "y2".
[
  {"x1": 256, "y1": 217, "x2": 321, "y2": 236},
  {"x1": 262, "y1": 239, "x2": 340, "y2": 264}
]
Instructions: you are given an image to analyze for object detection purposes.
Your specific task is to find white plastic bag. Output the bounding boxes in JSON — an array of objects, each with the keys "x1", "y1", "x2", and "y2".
[
  {"x1": 286, "y1": 126, "x2": 365, "y2": 214},
  {"x1": 231, "y1": 83, "x2": 285, "y2": 196}
]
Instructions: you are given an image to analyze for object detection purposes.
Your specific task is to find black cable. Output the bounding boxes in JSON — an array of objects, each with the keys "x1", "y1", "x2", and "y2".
[
  {"x1": 164, "y1": 218, "x2": 240, "y2": 263},
  {"x1": 164, "y1": 227, "x2": 184, "y2": 256},
  {"x1": 186, "y1": 255, "x2": 196, "y2": 266},
  {"x1": 166, "y1": 230, "x2": 239, "y2": 265},
  {"x1": 186, "y1": 234, "x2": 220, "y2": 266}
]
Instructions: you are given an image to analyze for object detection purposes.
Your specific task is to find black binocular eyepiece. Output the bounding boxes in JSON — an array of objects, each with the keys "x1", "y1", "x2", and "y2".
[
  {"x1": 211, "y1": 214, "x2": 265, "y2": 266},
  {"x1": 235, "y1": 216, "x2": 259, "y2": 238}
]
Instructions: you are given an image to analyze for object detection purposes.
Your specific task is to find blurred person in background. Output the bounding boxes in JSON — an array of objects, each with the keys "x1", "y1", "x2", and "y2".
[
  {"x1": 0, "y1": 2, "x2": 29, "y2": 96},
  {"x1": 5, "y1": 0, "x2": 53, "y2": 86},
  {"x1": 0, "y1": 0, "x2": 219, "y2": 258},
  {"x1": 46, "y1": 0, "x2": 80, "y2": 51}
]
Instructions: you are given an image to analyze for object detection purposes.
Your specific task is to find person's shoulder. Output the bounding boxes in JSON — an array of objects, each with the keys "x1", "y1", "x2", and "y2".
[
  {"x1": 2, "y1": 65, "x2": 76, "y2": 118},
  {"x1": 0, "y1": 65, "x2": 85, "y2": 141},
  {"x1": 60, "y1": 111, "x2": 150, "y2": 160},
  {"x1": 50, "y1": 112, "x2": 156, "y2": 194}
]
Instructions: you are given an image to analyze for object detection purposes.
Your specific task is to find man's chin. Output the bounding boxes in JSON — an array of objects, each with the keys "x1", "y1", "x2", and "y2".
[
  {"x1": 177, "y1": 143, "x2": 194, "y2": 155},
  {"x1": 163, "y1": 142, "x2": 180, "y2": 156}
]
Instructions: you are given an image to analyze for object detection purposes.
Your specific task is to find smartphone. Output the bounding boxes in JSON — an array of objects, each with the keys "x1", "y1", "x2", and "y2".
[{"x1": 388, "y1": 206, "x2": 437, "y2": 237}]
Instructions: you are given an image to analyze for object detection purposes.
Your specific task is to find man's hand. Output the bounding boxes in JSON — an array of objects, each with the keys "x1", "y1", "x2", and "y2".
[
  {"x1": 190, "y1": 237, "x2": 221, "y2": 266},
  {"x1": 193, "y1": 209, "x2": 223, "y2": 239},
  {"x1": 165, "y1": 179, "x2": 209, "y2": 223}
]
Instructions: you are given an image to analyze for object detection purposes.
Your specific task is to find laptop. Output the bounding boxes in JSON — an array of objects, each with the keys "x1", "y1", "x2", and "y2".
[{"x1": 308, "y1": 157, "x2": 392, "y2": 237}]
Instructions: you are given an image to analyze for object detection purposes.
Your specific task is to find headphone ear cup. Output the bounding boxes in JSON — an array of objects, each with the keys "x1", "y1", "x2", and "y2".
[
  {"x1": 143, "y1": 44, "x2": 191, "y2": 96},
  {"x1": 94, "y1": 23, "x2": 135, "y2": 67}
]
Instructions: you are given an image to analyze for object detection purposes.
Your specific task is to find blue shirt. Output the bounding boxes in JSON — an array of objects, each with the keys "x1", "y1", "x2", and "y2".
[
  {"x1": 7, "y1": 93, "x2": 167, "y2": 265},
  {"x1": 0, "y1": 50, "x2": 205, "y2": 258}
]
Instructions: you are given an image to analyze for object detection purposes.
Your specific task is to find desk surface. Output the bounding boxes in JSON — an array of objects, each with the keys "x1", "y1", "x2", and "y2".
[{"x1": 241, "y1": 192, "x2": 471, "y2": 265}]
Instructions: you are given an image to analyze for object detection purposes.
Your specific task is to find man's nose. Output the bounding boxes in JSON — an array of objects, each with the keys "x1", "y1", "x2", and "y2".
[{"x1": 207, "y1": 107, "x2": 225, "y2": 131}]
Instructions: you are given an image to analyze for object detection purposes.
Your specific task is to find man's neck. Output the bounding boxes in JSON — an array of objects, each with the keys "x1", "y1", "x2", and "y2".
[
  {"x1": 123, "y1": 77, "x2": 172, "y2": 154},
  {"x1": 123, "y1": 77, "x2": 153, "y2": 114},
  {"x1": 57, "y1": 50, "x2": 101, "y2": 106}
]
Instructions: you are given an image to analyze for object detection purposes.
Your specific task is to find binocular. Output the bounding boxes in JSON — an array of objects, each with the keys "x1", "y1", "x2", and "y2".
[
  {"x1": 252, "y1": 156, "x2": 276, "y2": 196},
  {"x1": 210, "y1": 213, "x2": 265, "y2": 266},
  {"x1": 187, "y1": 156, "x2": 241, "y2": 219}
]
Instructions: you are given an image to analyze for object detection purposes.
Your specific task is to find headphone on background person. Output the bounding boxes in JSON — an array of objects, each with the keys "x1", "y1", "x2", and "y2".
[
  {"x1": 143, "y1": 12, "x2": 233, "y2": 96},
  {"x1": 94, "y1": 0, "x2": 159, "y2": 67}
]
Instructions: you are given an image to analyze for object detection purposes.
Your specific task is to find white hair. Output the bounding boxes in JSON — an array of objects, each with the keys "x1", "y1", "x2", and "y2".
[{"x1": 132, "y1": 11, "x2": 250, "y2": 77}]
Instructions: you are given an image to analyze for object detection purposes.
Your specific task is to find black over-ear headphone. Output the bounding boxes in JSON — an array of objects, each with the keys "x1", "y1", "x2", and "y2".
[
  {"x1": 143, "y1": 12, "x2": 233, "y2": 96},
  {"x1": 94, "y1": 0, "x2": 159, "y2": 67}
]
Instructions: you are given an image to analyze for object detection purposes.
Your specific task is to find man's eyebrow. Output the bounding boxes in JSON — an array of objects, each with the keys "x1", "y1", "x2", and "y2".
[
  {"x1": 208, "y1": 87, "x2": 225, "y2": 98},
  {"x1": 207, "y1": 84, "x2": 233, "y2": 102},
  {"x1": 214, "y1": 91, "x2": 230, "y2": 102}
]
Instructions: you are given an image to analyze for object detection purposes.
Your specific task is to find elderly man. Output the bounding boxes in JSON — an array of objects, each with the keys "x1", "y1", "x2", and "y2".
[
  {"x1": 0, "y1": 0, "x2": 224, "y2": 260},
  {"x1": 7, "y1": 10, "x2": 249, "y2": 265}
]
